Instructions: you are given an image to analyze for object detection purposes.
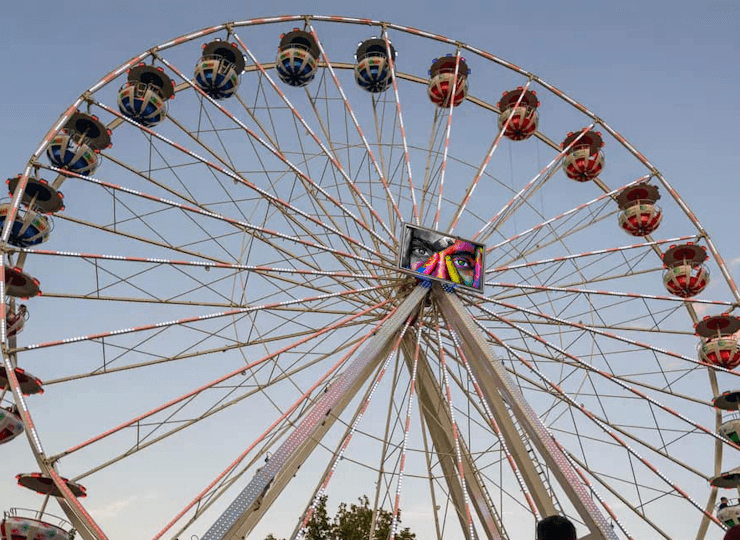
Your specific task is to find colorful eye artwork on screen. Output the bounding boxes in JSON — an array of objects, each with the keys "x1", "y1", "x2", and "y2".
[{"x1": 399, "y1": 224, "x2": 485, "y2": 292}]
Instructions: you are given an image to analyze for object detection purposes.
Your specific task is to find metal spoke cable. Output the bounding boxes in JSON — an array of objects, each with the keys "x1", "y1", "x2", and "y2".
[{"x1": 294, "y1": 312, "x2": 417, "y2": 540}]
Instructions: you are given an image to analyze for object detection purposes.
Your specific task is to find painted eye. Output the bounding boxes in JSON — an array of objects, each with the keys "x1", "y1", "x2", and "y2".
[
  {"x1": 412, "y1": 246, "x2": 431, "y2": 258},
  {"x1": 453, "y1": 256, "x2": 473, "y2": 269}
]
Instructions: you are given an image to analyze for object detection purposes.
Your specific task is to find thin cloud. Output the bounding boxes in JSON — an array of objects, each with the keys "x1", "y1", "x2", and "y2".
[
  {"x1": 89, "y1": 493, "x2": 156, "y2": 519},
  {"x1": 693, "y1": 303, "x2": 711, "y2": 316}
]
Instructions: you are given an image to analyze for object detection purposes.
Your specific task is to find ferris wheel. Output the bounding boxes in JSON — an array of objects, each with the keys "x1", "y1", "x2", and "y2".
[{"x1": 1, "y1": 14, "x2": 740, "y2": 540}]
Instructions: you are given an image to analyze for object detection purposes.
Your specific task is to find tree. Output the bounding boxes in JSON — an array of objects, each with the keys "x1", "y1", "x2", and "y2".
[
  {"x1": 306, "y1": 495, "x2": 332, "y2": 540},
  {"x1": 263, "y1": 494, "x2": 416, "y2": 540}
]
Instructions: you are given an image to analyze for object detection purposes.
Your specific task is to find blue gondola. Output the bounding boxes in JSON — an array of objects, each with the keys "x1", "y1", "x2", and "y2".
[
  {"x1": 275, "y1": 29, "x2": 319, "y2": 88},
  {"x1": 194, "y1": 40, "x2": 245, "y2": 100},
  {"x1": 46, "y1": 113, "x2": 110, "y2": 176},
  {"x1": 354, "y1": 38, "x2": 396, "y2": 93},
  {"x1": 118, "y1": 64, "x2": 174, "y2": 126}
]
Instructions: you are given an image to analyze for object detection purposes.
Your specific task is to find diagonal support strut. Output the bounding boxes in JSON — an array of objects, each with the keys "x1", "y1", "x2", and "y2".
[
  {"x1": 202, "y1": 285, "x2": 430, "y2": 540},
  {"x1": 401, "y1": 334, "x2": 506, "y2": 540},
  {"x1": 433, "y1": 286, "x2": 618, "y2": 540}
]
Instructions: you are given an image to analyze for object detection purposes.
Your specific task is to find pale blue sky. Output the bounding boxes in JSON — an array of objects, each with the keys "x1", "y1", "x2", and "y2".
[{"x1": 1, "y1": 2, "x2": 740, "y2": 540}]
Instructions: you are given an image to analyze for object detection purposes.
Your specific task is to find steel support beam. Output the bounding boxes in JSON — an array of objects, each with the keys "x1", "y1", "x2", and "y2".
[
  {"x1": 432, "y1": 295, "x2": 557, "y2": 519},
  {"x1": 202, "y1": 285, "x2": 429, "y2": 540},
  {"x1": 401, "y1": 334, "x2": 506, "y2": 540},
  {"x1": 434, "y1": 287, "x2": 617, "y2": 540}
]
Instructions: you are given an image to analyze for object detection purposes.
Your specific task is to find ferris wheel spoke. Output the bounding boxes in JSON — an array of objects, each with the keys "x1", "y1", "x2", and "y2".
[
  {"x1": 14, "y1": 247, "x2": 390, "y2": 283},
  {"x1": 500, "y1": 341, "x2": 710, "y2": 407},
  {"x1": 475, "y1": 124, "x2": 593, "y2": 243},
  {"x1": 145, "y1": 126, "x2": 380, "y2": 278},
  {"x1": 42, "y1": 315, "x2": 375, "y2": 385},
  {"x1": 418, "y1": 109, "x2": 445, "y2": 223},
  {"x1": 257, "y1": 109, "x2": 376, "y2": 270},
  {"x1": 43, "y1": 261, "x2": 337, "y2": 303},
  {"x1": 46, "y1": 296, "x2": 391, "y2": 468},
  {"x1": 266, "y1": 65, "x2": 399, "y2": 248},
  {"x1": 99, "y1": 254, "x2": 243, "y2": 305},
  {"x1": 66, "y1": 322, "x2": 376, "y2": 483},
  {"x1": 92, "y1": 100, "x2": 392, "y2": 266},
  {"x1": 469, "y1": 297, "x2": 717, "y2": 387},
  {"x1": 52, "y1": 212, "x2": 238, "y2": 267},
  {"x1": 190, "y1": 100, "x2": 244, "y2": 174},
  {"x1": 484, "y1": 281, "x2": 734, "y2": 310},
  {"x1": 44, "y1": 169, "x2": 308, "y2": 277},
  {"x1": 553, "y1": 266, "x2": 664, "y2": 293},
  {"x1": 563, "y1": 434, "x2": 694, "y2": 510},
  {"x1": 490, "y1": 208, "x2": 618, "y2": 271},
  {"x1": 160, "y1": 111, "x2": 327, "y2": 248},
  {"x1": 55, "y1": 207, "x2": 350, "y2": 302},
  {"x1": 506, "y1": 361, "x2": 709, "y2": 480},
  {"x1": 15, "y1": 285, "x2": 388, "y2": 353},
  {"x1": 431, "y1": 47, "x2": 463, "y2": 231},
  {"x1": 25, "y1": 228, "x2": 340, "y2": 305},
  {"x1": 232, "y1": 91, "x2": 280, "y2": 150},
  {"x1": 151, "y1": 55, "x2": 396, "y2": 256},
  {"x1": 467, "y1": 317, "x2": 725, "y2": 531},
  {"x1": 72, "y1": 294, "x2": 369, "y2": 382},
  {"x1": 488, "y1": 250, "x2": 663, "y2": 302},
  {"x1": 306, "y1": 88, "x2": 393, "y2": 261},
  {"x1": 500, "y1": 320, "x2": 688, "y2": 372},
  {"x1": 485, "y1": 174, "x2": 651, "y2": 263},
  {"x1": 305, "y1": 24, "x2": 400, "y2": 239},
  {"x1": 492, "y1": 316, "x2": 697, "y2": 362},
  {"x1": 486, "y1": 254, "x2": 668, "y2": 316},
  {"x1": 49, "y1": 162, "x2": 393, "y2": 274},
  {"x1": 44, "y1": 169, "x2": 215, "y2": 265},
  {"x1": 447, "y1": 80, "x2": 532, "y2": 235},
  {"x1": 497, "y1": 314, "x2": 693, "y2": 337},
  {"x1": 297, "y1": 86, "x2": 384, "y2": 252},
  {"x1": 382, "y1": 30, "x2": 419, "y2": 225},
  {"x1": 100, "y1": 147, "x2": 200, "y2": 208},
  {"x1": 154, "y1": 297, "x2": 408, "y2": 540},
  {"x1": 487, "y1": 235, "x2": 697, "y2": 276},
  {"x1": 282, "y1": 89, "x2": 385, "y2": 263},
  {"x1": 562, "y1": 450, "x2": 671, "y2": 540},
  {"x1": 466, "y1": 299, "x2": 740, "y2": 455},
  {"x1": 369, "y1": 92, "x2": 396, "y2": 225}
]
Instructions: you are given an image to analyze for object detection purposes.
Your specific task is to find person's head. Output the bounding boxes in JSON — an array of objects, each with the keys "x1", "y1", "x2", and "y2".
[
  {"x1": 722, "y1": 497, "x2": 730, "y2": 503},
  {"x1": 536, "y1": 515, "x2": 576, "y2": 540}
]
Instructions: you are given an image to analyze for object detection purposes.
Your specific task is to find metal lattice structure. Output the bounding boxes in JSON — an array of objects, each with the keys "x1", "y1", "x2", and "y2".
[{"x1": 1, "y1": 15, "x2": 739, "y2": 540}]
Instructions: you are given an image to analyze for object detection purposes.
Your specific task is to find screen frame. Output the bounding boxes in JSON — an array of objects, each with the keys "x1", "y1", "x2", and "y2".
[{"x1": 396, "y1": 223, "x2": 486, "y2": 293}]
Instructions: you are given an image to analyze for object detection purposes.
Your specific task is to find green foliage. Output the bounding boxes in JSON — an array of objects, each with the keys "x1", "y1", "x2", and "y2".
[
  {"x1": 264, "y1": 494, "x2": 416, "y2": 540},
  {"x1": 306, "y1": 495, "x2": 332, "y2": 540}
]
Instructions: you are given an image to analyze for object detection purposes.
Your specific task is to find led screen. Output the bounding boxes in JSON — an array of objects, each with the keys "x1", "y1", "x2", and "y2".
[{"x1": 398, "y1": 223, "x2": 485, "y2": 292}]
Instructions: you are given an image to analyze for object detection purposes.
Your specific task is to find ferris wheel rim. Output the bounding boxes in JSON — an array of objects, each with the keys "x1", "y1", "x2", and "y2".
[{"x1": 0, "y1": 14, "x2": 736, "y2": 540}]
